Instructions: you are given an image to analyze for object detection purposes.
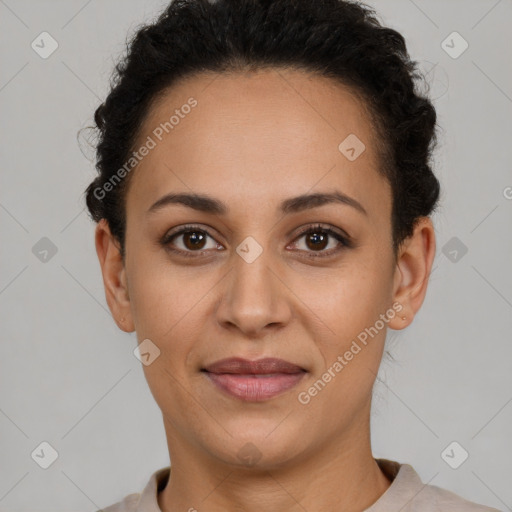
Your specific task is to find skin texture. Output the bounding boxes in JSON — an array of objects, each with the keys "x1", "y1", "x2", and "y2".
[{"x1": 95, "y1": 68, "x2": 436, "y2": 512}]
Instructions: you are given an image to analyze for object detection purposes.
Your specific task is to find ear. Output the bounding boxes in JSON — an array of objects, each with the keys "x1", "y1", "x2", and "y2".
[
  {"x1": 388, "y1": 217, "x2": 436, "y2": 330},
  {"x1": 95, "y1": 219, "x2": 134, "y2": 332}
]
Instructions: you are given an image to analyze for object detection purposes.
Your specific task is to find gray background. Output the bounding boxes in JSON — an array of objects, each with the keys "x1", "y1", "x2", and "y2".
[{"x1": 1, "y1": 0, "x2": 511, "y2": 510}]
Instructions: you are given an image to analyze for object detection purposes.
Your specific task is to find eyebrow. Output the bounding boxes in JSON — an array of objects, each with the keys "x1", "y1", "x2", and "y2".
[{"x1": 147, "y1": 190, "x2": 367, "y2": 216}]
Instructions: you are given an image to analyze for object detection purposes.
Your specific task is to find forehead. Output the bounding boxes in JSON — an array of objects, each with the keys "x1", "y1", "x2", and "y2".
[{"x1": 126, "y1": 68, "x2": 389, "y2": 220}]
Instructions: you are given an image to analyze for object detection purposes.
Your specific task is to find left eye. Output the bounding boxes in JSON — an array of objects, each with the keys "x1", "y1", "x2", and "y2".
[
  {"x1": 290, "y1": 226, "x2": 348, "y2": 255},
  {"x1": 161, "y1": 224, "x2": 350, "y2": 258},
  {"x1": 162, "y1": 226, "x2": 221, "y2": 255}
]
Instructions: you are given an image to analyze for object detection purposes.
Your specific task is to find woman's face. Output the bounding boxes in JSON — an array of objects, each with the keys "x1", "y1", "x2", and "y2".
[{"x1": 97, "y1": 68, "x2": 434, "y2": 468}]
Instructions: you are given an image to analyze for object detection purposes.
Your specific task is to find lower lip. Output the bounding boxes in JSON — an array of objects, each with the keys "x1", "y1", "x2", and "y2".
[{"x1": 204, "y1": 372, "x2": 306, "y2": 402}]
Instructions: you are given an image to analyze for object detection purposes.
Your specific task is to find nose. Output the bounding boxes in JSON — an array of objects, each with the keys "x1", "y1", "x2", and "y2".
[{"x1": 215, "y1": 246, "x2": 293, "y2": 338}]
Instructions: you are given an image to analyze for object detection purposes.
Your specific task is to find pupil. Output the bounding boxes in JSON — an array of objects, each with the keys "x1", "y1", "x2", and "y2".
[
  {"x1": 185, "y1": 231, "x2": 205, "y2": 250},
  {"x1": 307, "y1": 231, "x2": 328, "y2": 250},
  {"x1": 181, "y1": 230, "x2": 330, "y2": 252}
]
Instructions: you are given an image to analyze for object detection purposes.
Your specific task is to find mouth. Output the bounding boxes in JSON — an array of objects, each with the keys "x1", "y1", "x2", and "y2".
[{"x1": 201, "y1": 357, "x2": 307, "y2": 402}]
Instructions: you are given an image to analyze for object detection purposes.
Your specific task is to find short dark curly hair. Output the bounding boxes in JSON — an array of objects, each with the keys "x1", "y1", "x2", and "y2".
[{"x1": 84, "y1": 0, "x2": 440, "y2": 261}]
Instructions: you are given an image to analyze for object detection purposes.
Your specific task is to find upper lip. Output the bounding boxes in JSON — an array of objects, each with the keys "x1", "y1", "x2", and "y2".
[{"x1": 202, "y1": 357, "x2": 306, "y2": 375}]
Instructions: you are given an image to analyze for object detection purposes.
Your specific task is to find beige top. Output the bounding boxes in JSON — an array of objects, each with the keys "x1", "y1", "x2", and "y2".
[{"x1": 98, "y1": 458, "x2": 502, "y2": 512}]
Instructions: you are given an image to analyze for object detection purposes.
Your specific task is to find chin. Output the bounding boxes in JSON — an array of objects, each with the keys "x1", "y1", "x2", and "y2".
[{"x1": 204, "y1": 425, "x2": 307, "y2": 470}]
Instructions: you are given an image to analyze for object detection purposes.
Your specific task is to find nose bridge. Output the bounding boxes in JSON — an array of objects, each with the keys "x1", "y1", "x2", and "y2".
[
  {"x1": 234, "y1": 243, "x2": 273, "y2": 300},
  {"x1": 216, "y1": 237, "x2": 291, "y2": 335}
]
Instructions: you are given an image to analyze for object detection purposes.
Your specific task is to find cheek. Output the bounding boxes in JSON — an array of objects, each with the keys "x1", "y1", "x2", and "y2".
[
  {"x1": 297, "y1": 267, "x2": 391, "y2": 419},
  {"x1": 297, "y1": 250, "x2": 393, "y2": 397},
  {"x1": 127, "y1": 256, "x2": 210, "y2": 408},
  {"x1": 126, "y1": 251, "x2": 208, "y2": 341},
  {"x1": 298, "y1": 257, "x2": 391, "y2": 335}
]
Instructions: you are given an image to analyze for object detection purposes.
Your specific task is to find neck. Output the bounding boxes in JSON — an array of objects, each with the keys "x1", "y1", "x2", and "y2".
[{"x1": 158, "y1": 419, "x2": 391, "y2": 512}]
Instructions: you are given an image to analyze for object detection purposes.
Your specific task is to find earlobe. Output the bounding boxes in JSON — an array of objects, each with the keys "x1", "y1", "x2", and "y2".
[
  {"x1": 388, "y1": 217, "x2": 436, "y2": 330},
  {"x1": 95, "y1": 219, "x2": 135, "y2": 332}
]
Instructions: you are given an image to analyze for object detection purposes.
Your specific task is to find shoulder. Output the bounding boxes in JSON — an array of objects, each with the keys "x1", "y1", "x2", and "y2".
[
  {"x1": 97, "y1": 492, "x2": 141, "y2": 512},
  {"x1": 372, "y1": 459, "x2": 502, "y2": 512},
  {"x1": 414, "y1": 481, "x2": 503, "y2": 511},
  {"x1": 96, "y1": 466, "x2": 170, "y2": 512}
]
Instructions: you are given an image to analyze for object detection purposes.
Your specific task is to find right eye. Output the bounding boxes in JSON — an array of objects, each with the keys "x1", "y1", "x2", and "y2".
[{"x1": 160, "y1": 225, "x2": 224, "y2": 258}]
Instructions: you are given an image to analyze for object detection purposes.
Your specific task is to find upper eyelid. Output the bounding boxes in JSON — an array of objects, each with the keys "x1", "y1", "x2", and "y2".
[
  {"x1": 164, "y1": 224, "x2": 223, "y2": 244},
  {"x1": 164, "y1": 223, "x2": 349, "y2": 247}
]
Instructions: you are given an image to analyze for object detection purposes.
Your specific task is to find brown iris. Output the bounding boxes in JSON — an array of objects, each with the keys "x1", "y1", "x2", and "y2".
[
  {"x1": 305, "y1": 230, "x2": 328, "y2": 251},
  {"x1": 183, "y1": 230, "x2": 207, "y2": 250}
]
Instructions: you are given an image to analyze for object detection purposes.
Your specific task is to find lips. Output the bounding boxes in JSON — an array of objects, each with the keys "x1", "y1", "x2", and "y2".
[
  {"x1": 202, "y1": 357, "x2": 306, "y2": 375},
  {"x1": 202, "y1": 357, "x2": 307, "y2": 402}
]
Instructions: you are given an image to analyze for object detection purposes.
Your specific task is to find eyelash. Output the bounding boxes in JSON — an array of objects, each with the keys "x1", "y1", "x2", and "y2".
[{"x1": 160, "y1": 223, "x2": 352, "y2": 260}]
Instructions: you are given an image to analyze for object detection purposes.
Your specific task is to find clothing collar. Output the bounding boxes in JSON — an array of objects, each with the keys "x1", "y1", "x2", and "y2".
[{"x1": 134, "y1": 458, "x2": 424, "y2": 511}]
